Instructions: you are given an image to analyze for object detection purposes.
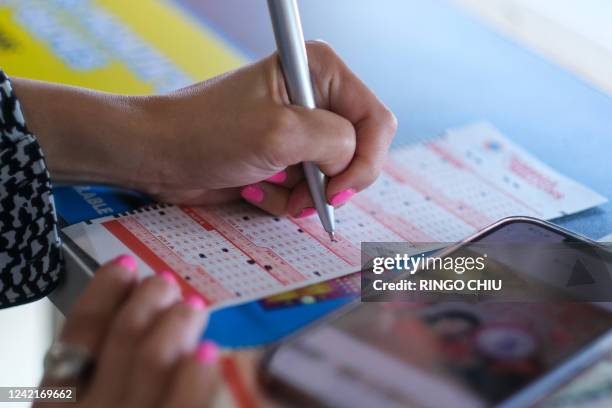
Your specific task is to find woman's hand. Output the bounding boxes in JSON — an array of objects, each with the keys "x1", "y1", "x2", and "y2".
[
  {"x1": 14, "y1": 41, "x2": 396, "y2": 217},
  {"x1": 35, "y1": 255, "x2": 219, "y2": 408},
  {"x1": 142, "y1": 41, "x2": 397, "y2": 216}
]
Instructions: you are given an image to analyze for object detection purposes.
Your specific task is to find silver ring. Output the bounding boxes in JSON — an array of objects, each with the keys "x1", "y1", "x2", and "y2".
[{"x1": 43, "y1": 342, "x2": 94, "y2": 382}]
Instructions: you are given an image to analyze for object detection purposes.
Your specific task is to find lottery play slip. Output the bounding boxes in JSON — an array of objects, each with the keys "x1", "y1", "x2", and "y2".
[{"x1": 63, "y1": 123, "x2": 607, "y2": 309}]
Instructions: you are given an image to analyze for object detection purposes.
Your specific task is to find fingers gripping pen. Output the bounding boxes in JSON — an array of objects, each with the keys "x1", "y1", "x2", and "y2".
[{"x1": 267, "y1": 0, "x2": 337, "y2": 241}]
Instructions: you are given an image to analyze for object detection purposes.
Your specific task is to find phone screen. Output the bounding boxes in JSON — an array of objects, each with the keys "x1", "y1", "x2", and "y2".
[{"x1": 262, "y1": 220, "x2": 612, "y2": 408}]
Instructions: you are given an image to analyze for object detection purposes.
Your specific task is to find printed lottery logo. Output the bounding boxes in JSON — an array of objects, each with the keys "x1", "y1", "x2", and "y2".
[{"x1": 484, "y1": 140, "x2": 502, "y2": 151}]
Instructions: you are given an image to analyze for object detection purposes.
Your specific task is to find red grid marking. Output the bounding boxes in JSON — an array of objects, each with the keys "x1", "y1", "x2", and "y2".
[
  {"x1": 102, "y1": 218, "x2": 234, "y2": 305},
  {"x1": 509, "y1": 154, "x2": 563, "y2": 200},
  {"x1": 183, "y1": 207, "x2": 308, "y2": 285},
  {"x1": 352, "y1": 195, "x2": 435, "y2": 242},
  {"x1": 289, "y1": 216, "x2": 360, "y2": 266},
  {"x1": 426, "y1": 142, "x2": 543, "y2": 216},
  {"x1": 179, "y1": 205, "x2": 215, "y2": 230},
  {"x1": 383, "y1": 160, "x2": 493, "y2": 229},
  {"x1": 427, "y1": 141, "x2": 467, "y2": 169}
]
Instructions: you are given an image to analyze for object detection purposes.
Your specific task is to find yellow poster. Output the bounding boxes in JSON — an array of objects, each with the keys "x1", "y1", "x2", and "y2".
[{"x1": 0, "y1": 0, "x2": 245, "y2": 94}]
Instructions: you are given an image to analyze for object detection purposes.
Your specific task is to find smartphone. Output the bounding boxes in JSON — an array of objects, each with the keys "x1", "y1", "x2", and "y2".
[{"x1": 259, "y1": 217, "x2": 612, "y2": 408}]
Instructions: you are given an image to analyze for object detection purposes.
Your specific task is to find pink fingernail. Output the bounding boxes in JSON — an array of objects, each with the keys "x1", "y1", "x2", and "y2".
[
  {"x1": 330, "y1": 188, "x2": 356, "y2": 207},
  {"x1": 185, "y1": 294, "x2": 206, "y2": 310},
  {"x1": 196, "y1": 341, "x2": 219, "y2": 365},
  {"x1": 159, "y1": 271, "x2": 177, "y2": 285},
  {"x1": 113, "y1": 254, "x2": 137, "y2": 272},
  {"x1": 296, "y1": 207, "x2": 317, "y2": 218},
  {"x1": 241, "y1": 185, "x2": 264, "y2": 203},
  {"x1": 266, "y1": 171, "x2": 287, "y2": 184}
]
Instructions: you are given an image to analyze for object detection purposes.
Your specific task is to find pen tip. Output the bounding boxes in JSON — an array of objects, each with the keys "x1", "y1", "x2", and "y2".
[{"x1": 329, "y1": 231, "x2": 337, "y2": 242}]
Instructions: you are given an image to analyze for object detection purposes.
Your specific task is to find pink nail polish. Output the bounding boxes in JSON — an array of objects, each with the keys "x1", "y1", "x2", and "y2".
[
  {"x1": 330, "y1": 188, "x2": 356, "y2": 207},
  {"x1": 296, "y1": 207, "x2": 317, "y2": 218},
  {"x1": 185, "y1": 294, "x2": 206, "y2": 310},
  {"x1": 241, "y1": 185, "x2": 264, "y2": 203},
  {"x1": 113, "y1": 254, "x2": 137, "y2": 272},
  {"x1": 196, "y1": 341, "x2": 219, "y2": 365},
  {"x1": 159, "y1": 271, "x2": 177, "y2": 285},
  {"x1": 266, "y1": 171, "x2": 287, "y2": 184}
]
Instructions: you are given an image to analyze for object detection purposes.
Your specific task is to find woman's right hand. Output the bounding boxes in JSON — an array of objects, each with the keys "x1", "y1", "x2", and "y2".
[
  {"x1": 35, "y1": 255, "x2": 219, "y2": 408},
  {"x1": 143, "y1": 41, "x2": 397, "y2": 216},
  {"x1": 15, "y1": 41, "x2": 396, "y2": 218}
]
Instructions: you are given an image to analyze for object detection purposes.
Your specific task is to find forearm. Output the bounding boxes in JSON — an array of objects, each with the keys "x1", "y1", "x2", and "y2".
[{"x1": 11, "y1": 78, "x2": 158, "y2": 187}]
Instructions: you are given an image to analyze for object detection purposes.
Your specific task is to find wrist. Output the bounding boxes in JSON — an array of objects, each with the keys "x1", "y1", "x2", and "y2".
[
  {"x1": 129, "y1": 94, "x2": 180, "y2": 194},
  {"x1": 12, "y1": 78, "x2": 156, "y2": 188}
]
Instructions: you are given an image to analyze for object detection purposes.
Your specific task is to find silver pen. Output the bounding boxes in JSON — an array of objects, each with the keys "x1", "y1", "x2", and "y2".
[{"x1": 267, "y1": 0, "x2": 336, "y2": 242}]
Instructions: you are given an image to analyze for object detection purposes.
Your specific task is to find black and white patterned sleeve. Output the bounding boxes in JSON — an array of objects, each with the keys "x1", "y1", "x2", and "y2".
[{"x1": 0, "y1": 69, "x2": 62, "y2": 308}]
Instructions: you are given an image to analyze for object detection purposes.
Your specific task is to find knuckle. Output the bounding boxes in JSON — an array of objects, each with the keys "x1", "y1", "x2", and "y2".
[
  {"x1": 169, "y1": 303, "x2": 195, "y2": 322},
  {"x1": 357, "y1": 156, "x2": 383, "y2": 188},
  {"x1": 109, "y1": 279, "x2": 178, "y2": 342},
  {"x1": 306, "y1": 39, "x2": 336, "y2": 58},
  {"x1": 262, "y1": 110, "x2": 301, "y2": 164},
  {"x1": 134, "y1": 306, "x2": 195, "y2": 371},
  {"x1": 384, "y1": 109, "x2": 399, "y2": 134},
  {"x1": 363, "y1": 167, "x2": 381, "y2": 187},
  {"x1": 111, "y1": 312, "x2": 143, "y2": 344},
  {"x1": 139, "y1": 275, "x2": 178, "y2": 298},
  {"x1": 335, "y1": 120, "x2": 357, "y2": 154},
  {"x1": 268, "y1": 109, "x2": 296, "y2": 139},
  {"x1": 136, "y1": 341, "x2": 168, "y2": 373}
]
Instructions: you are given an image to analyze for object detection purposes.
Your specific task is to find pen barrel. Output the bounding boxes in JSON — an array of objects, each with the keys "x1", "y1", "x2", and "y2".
[
  {"x1": 267, "y1": 0, "x2": 316, "y2": 109},
  {"x1": 302, "y1": 161, "x2": 335, "y2": 232},
  {"x1": 267, "y1": 0, "x2": 335, "y2": 234}
]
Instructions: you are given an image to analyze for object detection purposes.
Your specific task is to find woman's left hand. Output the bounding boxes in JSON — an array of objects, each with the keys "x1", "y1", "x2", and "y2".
[{"x1": 35, "y1": 256, "x2": 219, "y2": 408}]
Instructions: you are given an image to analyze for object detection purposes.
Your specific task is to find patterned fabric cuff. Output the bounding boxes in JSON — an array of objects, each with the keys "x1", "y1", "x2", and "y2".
[{"x1": 0, "y1": 69, "x2": 62, "y2": 308}]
